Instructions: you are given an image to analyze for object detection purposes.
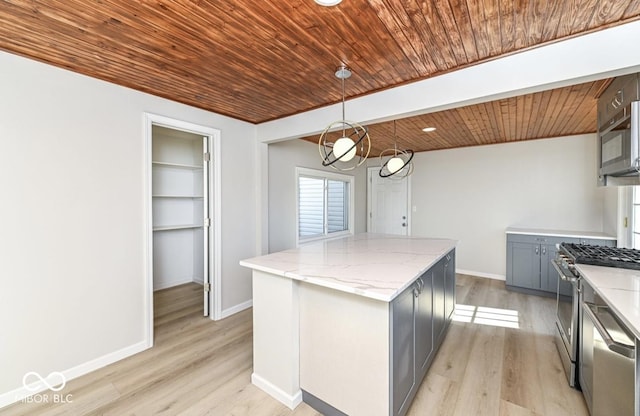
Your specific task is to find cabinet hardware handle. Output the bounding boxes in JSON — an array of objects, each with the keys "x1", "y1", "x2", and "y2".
[
  {"x1": 583, "y1": 303, "x2": 635, "y2": 358},
  {"x1": 535, "y1": 247, "x2": 539, "y2": 255},
  {"x1": 542, "y1": 247, "x2": 546, "y2": 255}
]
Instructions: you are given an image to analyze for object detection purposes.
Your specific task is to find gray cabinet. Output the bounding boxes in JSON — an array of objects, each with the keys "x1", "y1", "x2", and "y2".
[
  {"x1": 444, "y1": 251, "x2": 455, "y2": 321},
  {"x1": 540, "y1": 242, "x2": 559, "y2": 293},
  {"x1": 391, "y1": 249, "x2": 454, "y2": 416},
  {"x1": 508, "y1": 241, "x2": 542, "y2": 289},
  {"x1": 415, "y1": 271, "x2": 434, "y2": 378},
  {"x1": 432, "y1": 258, "x2": 446, "y2": 345},
  {"x1": 391, "y1": 284, "x2": 416, "y2": 415},
  {"x1": 506, "y1": 233, "x2": 616, "y2": 296}
]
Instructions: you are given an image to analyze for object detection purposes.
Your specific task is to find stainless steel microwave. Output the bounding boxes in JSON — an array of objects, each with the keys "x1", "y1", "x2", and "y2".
[
  {"x1": 599, "y1": 103, "x2": 638, "y2": 176},
  {"x1": 597, "y1": 73, "x2": 640, "y2": 185}
]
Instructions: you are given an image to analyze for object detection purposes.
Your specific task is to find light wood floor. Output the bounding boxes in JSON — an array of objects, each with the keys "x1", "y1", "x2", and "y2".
[{"x1": 2, "y1": 275, "x2": 588, "y2": 416}]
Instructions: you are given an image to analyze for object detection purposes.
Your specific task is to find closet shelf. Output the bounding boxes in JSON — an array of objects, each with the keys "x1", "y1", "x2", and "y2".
[
  {"x1": 153, "y1": 224, "x2": 204, "y2": 231},
  {"x1": 152, "y1": 195, "x2": 204, "y2": 199},
  {"x1": 152, "y1": 161, "x2": 203, "y2": 170}
]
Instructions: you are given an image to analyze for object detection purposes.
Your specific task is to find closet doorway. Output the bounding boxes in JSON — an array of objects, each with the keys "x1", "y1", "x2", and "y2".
[{"x1": 145, "y1": 113, "x2": 221, "y2": 345}]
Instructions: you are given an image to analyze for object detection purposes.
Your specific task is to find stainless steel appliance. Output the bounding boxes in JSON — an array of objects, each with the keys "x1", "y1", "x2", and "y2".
[
  {"x1": 553, "y1": 243, "x2": 640, "y2": 388},
  {"x1": 597, "y1": 73, "x2": 640, "y2": 186},
  {"x1": 552, "y1": 248, "x2": 581, "y2": 387},
  {"x1": 580, "y1": 278, "x2": 636, "y2": 416}
]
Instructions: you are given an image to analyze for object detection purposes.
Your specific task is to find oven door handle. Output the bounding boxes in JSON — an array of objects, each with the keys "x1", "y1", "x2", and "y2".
[
  {"x1": 552, "y1": 259, "x2": 579, "y2": 284},
  {"x1": 583, "y1": 302, "x2": 635, "y2": 359}
]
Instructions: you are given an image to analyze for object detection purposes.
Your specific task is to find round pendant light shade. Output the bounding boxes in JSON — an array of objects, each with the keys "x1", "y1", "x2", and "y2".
[
  {"x1": 387, "y1": 156, "x2": 405, "y2": 174},
  {"x1": 333, "y1": 137, "x2": 357, "y2": 162}
]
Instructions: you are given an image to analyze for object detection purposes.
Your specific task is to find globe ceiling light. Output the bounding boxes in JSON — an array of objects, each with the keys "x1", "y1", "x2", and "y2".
[
  {"x1": 379, "y1": 120, "x2": 415, "y2": 179},
  {"x1": 314, "y1": 0, "x2": 342, "y2": 5},
  {"x1": 318, "y1": 65, "x2": 371, "y2": 171}
]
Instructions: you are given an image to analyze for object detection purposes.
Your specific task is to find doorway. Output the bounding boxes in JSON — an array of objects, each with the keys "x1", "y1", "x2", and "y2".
[
  {"x1": 367, "y1": 167, "x2": 410, "y2": 235},
  {"x1": 144, "y1": 113, "x2": 221, "y2": 346}
]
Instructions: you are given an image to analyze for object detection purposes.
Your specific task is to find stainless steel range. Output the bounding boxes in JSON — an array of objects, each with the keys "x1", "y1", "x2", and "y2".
[{"x1": 553, "y1": 243, "x2": 640, "y2": 389}]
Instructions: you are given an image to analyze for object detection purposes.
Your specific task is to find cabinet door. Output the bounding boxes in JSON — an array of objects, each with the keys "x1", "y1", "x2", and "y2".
[
  {"x1": 391, "y1": 283, "x2": 416, "y2": 416},
  {"x1": 415, "y1": 272, "x2": 433, "y2": 379},
  {"x1": 507, "y1": 242, "x2": 541, "y2": 289},
  {"x1": 432, "y1": 258, "x2": 446, "y2": 345},
  {"x1": 540, "y1": 243, "x2": 558, "y2": 293},
  {"x1": 444, "y1": 251, "x2": 455, "y2": 321}
]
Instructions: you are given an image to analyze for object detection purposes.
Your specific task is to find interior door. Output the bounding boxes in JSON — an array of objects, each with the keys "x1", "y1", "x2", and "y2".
[
  {"x1": 202, "y1": 136, "x2": 211, "y2": 317},
  {"x1": 367, "y1": 167, "x2": 409, "y2": 235}
]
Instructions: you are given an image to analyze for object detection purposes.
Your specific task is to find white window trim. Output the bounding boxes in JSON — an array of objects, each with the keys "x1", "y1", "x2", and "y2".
[
  {"x1": 628, "y1": 186, "x2": 638, "y2": 249},
  {"x1": 295, "y1": 167, "x2": 355, "y2": 247}
]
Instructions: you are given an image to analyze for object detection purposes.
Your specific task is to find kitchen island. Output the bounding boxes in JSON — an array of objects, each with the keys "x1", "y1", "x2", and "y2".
[{"x1": 240, "y1": 233, "x2": 457, "y2": 416}]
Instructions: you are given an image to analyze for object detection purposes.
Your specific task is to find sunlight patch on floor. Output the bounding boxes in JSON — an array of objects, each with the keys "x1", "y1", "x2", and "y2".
[{"x1": 453, "y1": 304, "x2": 520, "y2": 329}]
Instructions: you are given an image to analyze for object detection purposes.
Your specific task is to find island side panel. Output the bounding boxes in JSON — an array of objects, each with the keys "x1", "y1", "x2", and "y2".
[
  {"x1": 251, "y1": 270, "x2": 302, "y2": 409},
  {"x1": 299, "y1": 282, "x2": 390, "y2": 416}
]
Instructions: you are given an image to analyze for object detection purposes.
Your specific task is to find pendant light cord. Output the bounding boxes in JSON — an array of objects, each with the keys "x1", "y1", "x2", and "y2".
[
  {"x1": 341, "y1": 74, "x2": 346, "y2": 137},
  {"x1": 393, "y1": 120, "x2": 398, "y2": 155}
]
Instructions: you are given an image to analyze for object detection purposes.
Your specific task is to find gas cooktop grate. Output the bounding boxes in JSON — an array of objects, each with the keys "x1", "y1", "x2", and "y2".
[{"x1": 561, "y1": 243, "x2": 640, "y2": 270}]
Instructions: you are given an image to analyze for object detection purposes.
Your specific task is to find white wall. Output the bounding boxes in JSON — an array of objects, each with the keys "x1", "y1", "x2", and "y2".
[
  {"x1": 410, "y1": 134, "x2": 611, "y2": 278},
  {"x1": 0, "y1": 50, "x2": 256, "y2": 402},
  {"x1": 267, "y1": 139, "x2": 367, "y2": 253}
]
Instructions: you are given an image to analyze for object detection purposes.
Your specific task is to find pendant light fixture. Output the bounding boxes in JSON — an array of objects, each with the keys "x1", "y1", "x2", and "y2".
[
  {"x1": 314, "y1": 0, "x2": 342, "y2": 5},
  {"x1": 318, "y1": 65, "x2": 371, "y2": 171},
  {"x1": 379, "y1": 120, "x2": 414, "y2": 178}
]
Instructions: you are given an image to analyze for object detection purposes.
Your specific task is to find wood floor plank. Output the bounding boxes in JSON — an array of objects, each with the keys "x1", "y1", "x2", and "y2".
[
  {"x1": 500, "y1": 399, "x2": 539, "y2": 416},
  {"x1": 1, "y1": 278, "x2": 589, "y2": 416},
  {"x1": 409, "y1": 372, "x2": 460, "y2": 416}
]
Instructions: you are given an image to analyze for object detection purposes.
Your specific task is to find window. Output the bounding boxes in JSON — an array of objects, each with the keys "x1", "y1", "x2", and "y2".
[{"x1": 296, "y1": 167, "x2": 354, "y2": 243}]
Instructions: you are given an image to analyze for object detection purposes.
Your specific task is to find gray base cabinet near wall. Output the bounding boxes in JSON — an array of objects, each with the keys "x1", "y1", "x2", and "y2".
[
  {"x1": 506, "y1": 228, "x2": 615, "y2": 296},
  {"x1": 392, "y1": 250, "x2": 455, "y2": 416}
]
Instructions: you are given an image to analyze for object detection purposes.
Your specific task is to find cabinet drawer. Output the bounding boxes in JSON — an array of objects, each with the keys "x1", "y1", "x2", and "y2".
[
  {"x1": 507, "y1": 234, "x2": 579, "y2": 246},
  {"x1": 578, "y1": 238, "x2": 616, "y2": 247}
]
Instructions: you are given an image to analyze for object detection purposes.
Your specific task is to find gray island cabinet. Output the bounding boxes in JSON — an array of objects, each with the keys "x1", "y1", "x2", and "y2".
[
  {"x1": 392, "y1": 250, "x2": 455, "y2": 415},
  {"x1": 505, "y1": 228, "x2": 615, "y2": 296},
  {"x1": 240, "y1": 234, "x2": 457, "y2": 416}
]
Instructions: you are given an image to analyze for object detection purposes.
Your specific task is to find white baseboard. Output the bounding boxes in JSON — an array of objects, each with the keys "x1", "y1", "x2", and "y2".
[
  {"x1": 0, "y1": 340, "x2": 150, "y2": 409},
  {"x1": 192, "y1": 276, "x2": 204, "y2": 285},
  {"x1": 220, "y1": 299, "x2": 252, "y2": 319},
  {"x1": 251, "y1": 372, "x2": 302, "y2": 410},
  {"x1": 457, "y1": 269, "x2": 505, "y2": 281},
  {"x1": 153, "y1": 276, "x2": 192, "y2": 291}
]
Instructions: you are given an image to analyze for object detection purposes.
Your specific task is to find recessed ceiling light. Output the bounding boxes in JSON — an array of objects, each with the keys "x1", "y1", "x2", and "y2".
[
  {"x1": 314, "y1": 0, "x2": 342, "y2": 6},
  {"x1": 422, "y1": 127, "x2": 436, "y2": 132}
]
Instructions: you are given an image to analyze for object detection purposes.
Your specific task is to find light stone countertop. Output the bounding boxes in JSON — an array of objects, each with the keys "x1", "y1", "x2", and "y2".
[
  {"x1": 505, "y1": 227, "x2": 616, "y2": 240},
  {"x1": 240, "y1": 233, "x2": 457, "y2": 302},
  {"x1": 576, "y1": 264, "x2": 640, "y2": 339}
]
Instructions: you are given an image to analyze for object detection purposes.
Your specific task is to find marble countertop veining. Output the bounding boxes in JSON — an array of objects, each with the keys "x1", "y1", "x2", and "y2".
[
  {"x1": 576, "y1": 264, "x2": 640, "y2": 339},
  {"x1": 505, "y1": 227, "x2": 616, "y2": 240},
  {"x1": 240, "y1": 233, "x2": 457, "y2": 302}
]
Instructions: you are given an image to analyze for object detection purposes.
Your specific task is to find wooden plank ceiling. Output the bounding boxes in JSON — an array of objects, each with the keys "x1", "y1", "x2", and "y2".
[
  {"x1": 301, "y1": 78, "x2": 612, "y2": 155},
  {"x1": 0, "y1": 0, "x2": 637, "y2": 150}
]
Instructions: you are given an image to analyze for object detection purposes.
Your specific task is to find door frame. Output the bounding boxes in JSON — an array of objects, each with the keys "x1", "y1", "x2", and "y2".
[
  {"x1": 366, "y1": 167, "x2": 412, "y2": 235},
  {"x1": 143, "y1": 113, "x2": 222, "y2": 346}
]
